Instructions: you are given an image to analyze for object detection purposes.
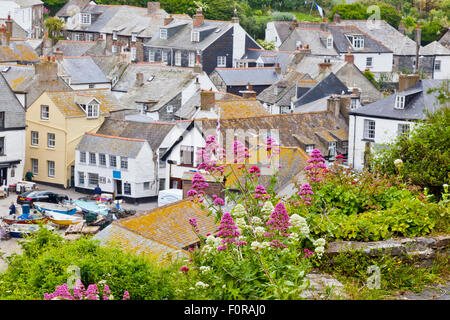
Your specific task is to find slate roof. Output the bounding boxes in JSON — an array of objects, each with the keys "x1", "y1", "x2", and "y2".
[
  {"x1": 0, "y1": 41, "x2": 39, "y2": 63},
  {"x1": 328, "y1": 25, "x2": 392, "y2": 54},
  {"x1": 60, "y1": 56, "x2": 109, "y2": 84},
  {"x1": 112, "y1": 199, "x2": 216, "y2": 250},
  {"x1": 350, "y1": 80, "x2": 448, "y2": 121},
  {"x1": 46, "y1": 89, "x2": 121, "y2": 117},
  {"x1": 76, "y1": 132, "x2": 146, "y2": 157},
  {"x1": 420, "y1": 41, "x2": 450, "y2": 56},
  {"x1": 439, "y1": 29, "x2": 450, "y2": 49},
  {"x1": 271, "y1": 21, "x2": 318, "y2": 45},
  {"x1": 56, "y1": 0, "x2": 90, "y2": 17},
  {"x1": 294, "y1": 55, "x2": 346, "y2": 79},
  {"x1": 8, "y1": 0, "x2": 43, "y2": 6},
  {"x1": 53, "y1": 40, "x2": 97, "y2": 57},
  {"x1": 96, "y1": 118, "x2": 176, "y2": 150},
  {"x1": 293, "y1": 72, "x2": 349, "y2": 107},
  {"x1": 240, "y1": 48, "x2": 293, "y2": 73},
  {"x1": 0, "y1": 72, "x2": 25, "y2": 128},
  {"x1": 114, "y1": 63, "x2": 197, "y2": 112},
  {"x1": 214, "y1": 67, "x2": 282, "y2": 86},
  {"x1": 279, "y1": 27, "x2": 339, "y2": 56},
  {"x1": 0, "y1": 18, "x2": 27, "y2": 38},
  {"x1": 144, "y1": 19, "x2": 233, "y2": 51}
]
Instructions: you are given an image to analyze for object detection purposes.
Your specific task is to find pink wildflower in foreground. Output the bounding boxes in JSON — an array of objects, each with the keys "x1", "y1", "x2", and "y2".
[
  {"x1": 270, "y1": 240, "x2": 287, "y2": 249},
  {"x1": 255, "y1": 185, "x2": 270, "y2": 200},
  {"x1": 123, "y1": 291, "x2": 130, "y2": 300},
  {"x1": 305, "y1": 149, "x2": 327, "y2": 182},
  {"x1": 266, "y1": 203, "x2": 292, "y2": 235},
  {"x1": 180, "y1": 266, "x2": 189, "y2": 273},
  {"x1": 102, "y1": 285, "x2": 112, "y2": 300},
  {"x1": 304, "y1": 249, "x2": 314, "y2": 258},
  {"x1": 298, "y1": 183, "x2": 314, "y2": 206},
  {"x1": 214, "y1": 197, "x2": 225, "y2": 206},
  {"x1": 216, "y1": 212, "x2": 241, "y2": 247}
]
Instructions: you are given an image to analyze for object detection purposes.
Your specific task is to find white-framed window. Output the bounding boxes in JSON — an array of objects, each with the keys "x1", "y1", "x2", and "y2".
[
  {"x1": 89, "y1": 152, "x2": 96, "y2": 165},
  {"x1": 149, "y1": 49, "x2": 155, "y2": 62},
  {"x1": 41, "y1": 105, "x2": 49, "y2": 120},
  {"x1": 99, "y1": 153, "x2": 106, "y2": 166},
  {"x1": 363, "y1": 119, "x2": 376, "y2": 140},
  {"x1": 180, "y1": 145, "x2": 194, "y2": 165},
  {"x1": 217, "y1": 56, "x2": 226, "y2": 67},
  {"x1": 78, "y1": 171, "x2": 85, "y2": 185},
  {"x1": 143, "y1": 182, "x2": 150, "y2": 190},
  {"x1": 366, "y1": 57, "x2": 373, "y2": 67},
  {"x1": 109, "y1": 155, "x2": 116, "y2": 167},
  {"x1": 326, "y1": 36, "x2": 333, "y2": 48},
  {"x1": 342, "y1": 141, "x2": 348, "y2": 154},
  {"x1": 167, "y1": 105, "x2": 173, "y2": 113},
  {"x1": 350, "y1": 98, "x2": 360, "y2": 110},
  {"x1": 87, "y1": 104, "x2": 99, "y2": 118},
  {"x1": 160, "y1": 28, "x2": 167, "y2": 39},
  {"x1": 395, "y1": 95, "x2": 405, "y2": 109},
  {"x1": 398, "y1": 123, "x2": 410, "y2": 138},
  {"x1": 191, "y1": 31, "x2": 199, "y2": 42},
  {"x1": 73, "y1": 33, "x2": 82, "y2": 41},
  {"x1": 31, "y1": 131, "x2": 39, "y2": 146},
  {"x1": 131, "y1": 46, "x2": 137, "y2": 60},
  {"x1": 80, "y1": 13, "x2": 91, "y2": 25},
  {"x1": 305, "y1": 144, "x2": 315, "y2": 155},
  {"x1": 124, "y1": 183, "x2": 131, "y2": 195},
  {"x1": 47, "y1": 133, "x2": 55, "y2": 148},
  {"x1": 159, "y1": 178, "x2": 165, "y2": 191},
  {"x1": 175, "y1": 51, "x2": 181, "y2": 66},
  {"x1": 328, "y1": 141, "x2": 337, "y2": 157},
  {"x1": 162, "y1": 50, "x2": 168, "y2": 63},
  {"x1": 351, "y1": 35, "x2": 364, "y2": 49},
  {"x1": 434, "y1": 60, "x2": 441, "y2": 71},
  {"x1": 89, "y1": 84, "x2": 95, "y2": 89},
  {"x1": 120, "y1": 157, "x2": 128, "y2": 169},
  {"x1": 88, "y1": 173, "x2": 99, "y2": 186},
  {"x1": 85, "y1": 33, "x2": 93, "y2": 41},
  {"x1": 112, "y1": 45, "x2": 117, "y2": 54},
  {"x1": 159, "y1": 148, "x2": 167, "y2": 168},
  {"x1": 80, "y1": 151, "x2": 86, "y2": 163},
  {"x1": 189, "y1": 52, "x2": 195, "y2": 67},
  {"x1": 48, "y1": 161, "x2": 55, "y2": 177},
  {"x1": 31, "y1": 158, "x2": 38, "y2": 175},
  {"x1": 112, "y1": 31, "x2": 118, "y2": 40},
  {"x1": 131, "y1": 33, "x2": 137, "y2": 42}
]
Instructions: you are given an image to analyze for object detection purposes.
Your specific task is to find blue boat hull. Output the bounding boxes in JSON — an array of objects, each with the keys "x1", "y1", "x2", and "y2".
[{"x1": 34, "y1": 203, "x2": 77, "y2": 216}]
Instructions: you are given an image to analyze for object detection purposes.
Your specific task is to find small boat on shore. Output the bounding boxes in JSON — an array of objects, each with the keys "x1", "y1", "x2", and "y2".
[
  {"x1": 34, "y1": 202, "x2": 77, "y2": 216},
  {"x1": 45, "y1": 212, "x2": 84, "y2": 226},
  {"x1": 73, "y1": 200, "x2": 109, "y2": 216},
  {"x1": 1, "y1": 215, "x2": 48, "y2": 225},
  {"x1": 8, "y1": 224, "x2": 54, "y2": 238}
]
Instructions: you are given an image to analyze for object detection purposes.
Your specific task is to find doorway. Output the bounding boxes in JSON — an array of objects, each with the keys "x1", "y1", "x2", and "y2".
[
  {"x1": 114, "y1": 179, "x2": 122, "y2": 196},
  {"x1": 0, "y1": 167, "x2": 7, "y2": 186}
]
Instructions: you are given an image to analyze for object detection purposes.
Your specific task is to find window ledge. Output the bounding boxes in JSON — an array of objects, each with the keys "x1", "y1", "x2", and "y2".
[{"x1": 361, "y1": 138, "x2": 375, "y2": 142}]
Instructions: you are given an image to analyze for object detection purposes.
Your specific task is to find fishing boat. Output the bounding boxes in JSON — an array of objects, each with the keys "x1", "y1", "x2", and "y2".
[
  {"x1": 73, "y1": 200, "x2": 109, "y2": 216},
  {"x1": 45, "y1": 212, "x2": 84, "y2": 226},
  {"x1": 8, "y1": 224, "x2": 54, "y2": 238},
  {"x1": 1, "y1": 215, "x2": 48, "y2": 225},
  {"x1": 33, "y1": 202, "x2": 77, "y2": 216}
]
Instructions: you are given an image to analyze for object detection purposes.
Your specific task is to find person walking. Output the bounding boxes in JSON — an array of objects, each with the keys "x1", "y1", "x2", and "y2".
[
  {"x1": 93, "y1": 184, "x2": 102, "y2": 199},
  {"x1": 25, "y1": 170, "x2": 33, "y2": 182},
  {"x1": 9, "y1": 202, "x2": 16, "y2": 216}
]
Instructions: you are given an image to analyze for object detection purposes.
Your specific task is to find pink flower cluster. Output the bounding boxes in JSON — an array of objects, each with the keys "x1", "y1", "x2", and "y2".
[
  {"x1": 43, "y1": 280, "x2": 130, "y2": 300},
  {"x1": 270, "y1": 239, "x2": 287, "y2": 249},
  {"x1": 180, "y1": 266, "x2": 189, "y2": 274},
  {"x1": 266, "y1": 203, "x2": 291, "y2": 236},
  {"x1": 304, "y1": 149, "x2": 327, "y2": 182},
  {"x1": 189, "y1": 218, "x2": 200, "y2": 233},
  {"x1": 213, "y1": 195, "x2": 225, "y2": 206},
  {"x1": 233, "y1": 140, "x2": 250, "y2": 163},
  {"x1": 298, "y1": 183, "x2": 314, "y2": 206},
  {"x1": 197, "y1": 136, "x2": 225, "y2": 174},
  {"x1": 249, "y1": 166, "x2": 261, "y2": 177},
  {"x1": 255, "y1": 185, "x2": 270, "y2": 200},
  {"x1": 188, "y1": 173, "x2": 209, "y2": 203},
  {"x1": 216, "y1": 212, "x2": 243, "y2": 250},
  {"x1": 304, "y1": 249, "x2": 314, "y2": 259}
]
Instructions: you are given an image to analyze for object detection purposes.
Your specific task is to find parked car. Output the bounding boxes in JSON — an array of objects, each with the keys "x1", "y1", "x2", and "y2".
[{"x1": 17, "y1": 191, "x2": 69, "y2": 205}]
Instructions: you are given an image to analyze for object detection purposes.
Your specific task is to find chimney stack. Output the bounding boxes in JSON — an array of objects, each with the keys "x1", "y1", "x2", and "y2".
[
  {"x1": 147, "y1": 1, "x2": 160, "y2": 14},
  {"x1": 239, "y1": 85, "x2": 257, "y2": 99},
  {"x1": 0, "y1": 24, "x2": 9, "y2": 46},
  {"x1": 398, "y1": 74, "x2": 420, "y2": 92},
  {"x1": 320, "y1": 18, "x2": 328, "y2": 32},
  {"x1": 193, "y1": 54, "x2": 202, "y2": 73},
  {"x1": 164, "y1": 14, "x2": 173, "y2": 26},
  {"x1": 293, "y1": 46, "x2": 312, "y2": 64},
  {"x1": 344, "y1": 50, "x2": 354, "y2": 64},
  {"x1": 5, "y1": 15, "x2": 12, "y2": 38},
  {"x1": 333, "y1": 13, "x2": 341, "y2": 24},
  {"x1": 35, "y1": 58, "x2": 58, "y2": 81},
  {"x1": 193, "y1": 8, "x2": 204, "y2": 28},
  {"x1": 135, "y1": 72, "x2": 144, "y2": 87},
  {"x1": 53, "y1": 48, "x2": 64, "y2": 61},
  {"x1": 318, "y1": 58, "x2": 332, "y2": 73},
  {"x1": 327, "y1": 95, "x2": 341, "y2": 118},
  {"x1": 398, "y1": 22, "x2": 405, "y2": 35},
  {"x1": 274, "y1": 63, "x2": 281, "y2": 75},
  {"x1": 200, "y1": 89, "x2": 215, "y2": 110}
]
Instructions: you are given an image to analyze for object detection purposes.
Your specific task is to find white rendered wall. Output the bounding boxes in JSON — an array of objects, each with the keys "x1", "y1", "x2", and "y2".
[
  {"x1": 265, "y1": 22, "x2": 282, "y2": 49},
  {"x1": 0, "y1": 129, "x2": 25, "y2": 184}
]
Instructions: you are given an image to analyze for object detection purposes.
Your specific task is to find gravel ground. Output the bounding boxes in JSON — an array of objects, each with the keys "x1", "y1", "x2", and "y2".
[{"x1": 0, "y1": 183, "x2": 157, "y2": 273}]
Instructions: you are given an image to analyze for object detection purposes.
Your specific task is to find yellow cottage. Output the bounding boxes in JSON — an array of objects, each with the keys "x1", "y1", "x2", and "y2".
[{"x1": 25, "y1": 89, "x2": 122, "y2": 188}]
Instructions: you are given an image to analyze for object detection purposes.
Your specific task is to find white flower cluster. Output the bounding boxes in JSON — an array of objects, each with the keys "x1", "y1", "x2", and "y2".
[
  {"x1": 195, "y1": 281, "x2": 209, "y2": 289},
  {"x1": 289, "y1": 232, "x2": 299, "y2": 242},
  {"x1": 202, "y1": 235, "x2": 222, "y2": 255},
  {"x1": 253, "y1": 226, "x2": 266, "y2": 237},
  {"x1": 313, "y1": 238, "x2": 326, "y2": 258},
  {"x1": 261, "y1": 201, "x2": 274, "y2": 218},
  {"x1": 250, "y1": 216, "x2": 263, "y2": 226},
  {"x1": 290, "y1": 214, "x2": 310, "y2": 235},
  {"x1": 231, "y1": 204, "x2": 247, "y2": 218},
  {"x1": 199, "y1": 266, "x2": 211, "y2": 274},
  {"x1": 235, "y1": 217, "x2": 248, "y2": 231},
  {"x1": 250, "y1": 241, "x2": 271, "y2": 251}
]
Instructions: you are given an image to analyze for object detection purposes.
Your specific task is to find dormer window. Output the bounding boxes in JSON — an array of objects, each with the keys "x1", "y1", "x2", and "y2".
[
  {"x1": 131, "y1": 33, "x2": 137, "y2": 42},
  {"x1": 350, "y1": 97, "x2": 360, "y2": 110},
  {"x1": 87, "y1": 103, "x2": 99, "y2": 118},
  {"x1": 326, "y1": 35, "x2": 333, "y2": 49},
  {"x1": 160, "y1": 28, "x2": 167, "y2": 39},
  {"x1": 347, "y1": 35, "x2": 364, "y2": 49},
  {"x1": 191, "y1": 31, "x2": 200, "y2": 42},
  {"x1": 112, "y1": 31, "x2": 118, "y2": 40},
  {"x1": 81, "y1": 13, "x2": 91, "y2": 25},
  {"x1": 395, "y1": 95, "x2": 405, "y2": 109}
]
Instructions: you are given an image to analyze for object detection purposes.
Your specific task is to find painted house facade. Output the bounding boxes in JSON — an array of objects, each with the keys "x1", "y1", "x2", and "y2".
[
  {"x1": 75, "y1": 132, "x2": 156, "y2": 202},
  {"x1": 0, "y1": 0, "x2": 44, "y2": 38}
]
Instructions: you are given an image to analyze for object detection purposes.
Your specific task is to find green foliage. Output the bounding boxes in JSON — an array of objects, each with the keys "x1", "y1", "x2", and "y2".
[
  {"x1": 420, "y1": 19, "x2": 446, "y2": 45},
  {"x1": 43, "y1": 17, "x2": 65, "y2": 41},
  {"x1": 271, "y1": 11, "x2": 295, "y2": 21},
  {"x1": 256, "y1": 39, "x2": 275, "y2": 50}
]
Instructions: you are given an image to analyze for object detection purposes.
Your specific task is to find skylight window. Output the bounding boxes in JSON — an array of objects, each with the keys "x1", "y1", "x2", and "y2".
[
  {"x1": 395, "y1": 95, "x2": 405, "y2": 109},
  {"x1": 160, "y1": 28, "x2": 167, "y2": 39}
]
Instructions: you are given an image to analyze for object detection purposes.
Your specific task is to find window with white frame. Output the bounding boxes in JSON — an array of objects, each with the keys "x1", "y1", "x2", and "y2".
[
  {"x1": 217, "y1": 56, "x2": 226, "y2": 67},
  {"x1": 89, "y1": 152, "x2": 96, "y2": 165},
  {"x1": 149, "y1": 49, "x2": 155, "y2": 62},
  {"x1": 160, "y1": 28, "x2": 167, "y2": 39},
  {"x1": 166, "y1": 105, "x2": 173, "y2": 113},
  {"x1": 342, "y1": 141, "x2": 348, "y2": 154},
  {"x1": 159, "y1": 178, "x2": 165, "y2": 191},
  {"x1": 112, "y1": 45, "x2": 117, "y2": 54},
  {"x1": 188, "y1": 52, "x2": 195, "y2": 67},
  {"x1": 434, "y1": 60, "x2": 441, "y2": 71},
  {"x1": 131, "y1": 33, "x2": 137, "y2": 42},
  {"x1": 109, "y1": 155, "x2": 116, "y2": 167},
  {"x1": 31, "y1": 131, "x2": 39, "y2": 146},
  {"x1": 85, "y1": 33, "x2": 93, "y2": 41},
  {"x1": 328, "y1": 141, "x2": 337, "y2": 157},
  {"x1": 78, "y1": 171, "x2": 85, "y2": 185},
  {"x1": 99, "y1": 153, "x2": 106, "y2": 166},
  {"x1": 326, "y1": 36, "x2": 333, "y2": 48},
  {"x1": 305, "y1": 144, "x2": 315, "y2": 155},
  {"x1": 31, "y1": 158, "x2": 38, "y2": 175},
  {"x1": 350, "y1": 98, "x2": 360, "y2": 109},
  {"x1": 80, "y1": 151, "x2": 86, "y2": 163},
  {"x1": 87, "y1": 103, "x2": 99, "y2": 118},
  {"x1": 88, "y1": 173, "x2": 99, "y2": 186},
  {"x1": 131, "y1": 46, "x2": 137, "y2": 60},
  {"x1": 112, "y1": 31, "x2": 118, "y2": 40},
  {"x1": 47, "y1": 133, "x2": 55, "y2": 148},
  {"x1": 398, "y1": 123, "x2": 410, "y2": 138},
  {"x1": 349, "y1": 35, "x2": 364, "y2": 49},
  {"x1": 161, "y1": 50, "x2": 168, "y2": 63},
  {"x1": 73, "y1": 33, "x2": 81, "y2": 41},
  {"x1": 159, "y1": 148, "x2": 167, "y2": 168},
  {"x1": 81, "y1": 13, "x2": 91, "y2": 25},
  {"x1": 120, "y1": 157, "x2": 128, "y2": 169},
  {"x1": 41, "y1": 105, "x2": 49, "y2": 120},
  {"x1": 0, "y1": 137, "x2": 4, "y2": 155},
  {"x1": 175, "y1": 51, "x2": 181, "y2": 66},
  {"x1": 366, "y1": 57, "x2": 373, "y2": 67},
  {"x1": 395, "y1": 95, "x2": 405, "y2": 109},
  {"x1": 191, "y1": 31, "x2": 199, "y2": 42},
  {"x1": 363, "y1": 119, "x2": 376, "y2": 140},
  {"x1": 48, "y1": 161, "x2": 55, "y2": 177},
  {"x1": 143, "y1": 182, "x2": 150, "y2": 190},
  {"x1": 124, "y1": 183, "x2": 131, "y2": 195},
  {"x1": 180, "y1": 145, "x2": 194, "y2": 165}
]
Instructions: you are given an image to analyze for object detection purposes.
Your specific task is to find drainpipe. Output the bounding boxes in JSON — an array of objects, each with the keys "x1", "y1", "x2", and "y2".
[{"x1": 352, "y1": 115, "x2": 356, "y2": 168}]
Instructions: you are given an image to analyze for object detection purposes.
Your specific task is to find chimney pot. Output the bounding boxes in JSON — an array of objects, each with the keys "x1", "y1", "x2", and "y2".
[
  {"x1": 275, "y1": 63, "x2": 281, "y2": 75},
  {"x1": 398, "y1": 74, "x2": 420, "y2": 92},
  {"x1": 318, "y1": 61, "x2": 332, "y2": 73},
  {"x1": 344, "y1": 53, "x2": 354, "y2": 64},
  {"x1": 200, "y1": 90, "x2": 215, "y2": 110},
  {"x1": 164, "y1": 15, "x2": 174, "y2": 26},
  {"x1": 147, "y1": 1, "x2": 160, "y2": 14},
  {"x1": 193, "y1": 8, "x2": 204, "y2": 28},
  {"x1": 333, "y1": 13, "x2": 341, "y2": 23}
]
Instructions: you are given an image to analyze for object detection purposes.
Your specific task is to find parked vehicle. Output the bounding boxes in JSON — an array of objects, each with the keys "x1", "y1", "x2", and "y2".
[{"x1": 17, "y1": 191, "x2": 69, "y2": 205}]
